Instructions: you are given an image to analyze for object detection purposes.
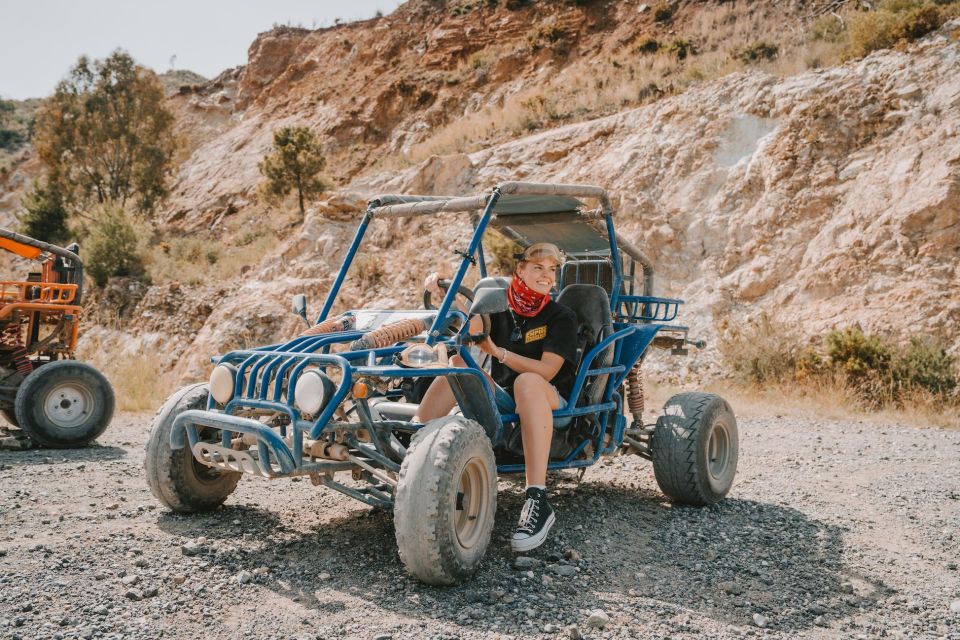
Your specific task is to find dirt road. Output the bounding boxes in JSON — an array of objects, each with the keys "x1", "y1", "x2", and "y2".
[{"x1": 1, "y1": 411, "x2": 958, "y2": 639}]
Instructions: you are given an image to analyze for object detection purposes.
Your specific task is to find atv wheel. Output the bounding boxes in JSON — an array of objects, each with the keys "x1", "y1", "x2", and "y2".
[
  {"x1": 651, "y1": 392, "x2": 738, "y2": 505},
  {"x1": 395, "y1": 415, "x2": 496, "y2": 585},
  {"x1": 14, "y1": 360, "x2": 114, "y2": 448},
  {"x1": 145, "y1": 383, "x2": 241, "y2": 513}
]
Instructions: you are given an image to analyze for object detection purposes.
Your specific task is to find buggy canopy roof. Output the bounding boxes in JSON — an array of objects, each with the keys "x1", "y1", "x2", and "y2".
[{"x1": 366, "y1": 181, "x2": 651, "y2": 267}]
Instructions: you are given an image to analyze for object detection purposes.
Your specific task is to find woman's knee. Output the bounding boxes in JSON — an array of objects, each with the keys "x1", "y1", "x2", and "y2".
[{"x1": 514, "y1": 372, "x2": 549, "y2": 402}]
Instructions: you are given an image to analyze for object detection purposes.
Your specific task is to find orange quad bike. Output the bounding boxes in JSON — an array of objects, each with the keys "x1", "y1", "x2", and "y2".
[{"x1": 0, "y1": 228, "x2": 114, "y2": 447}]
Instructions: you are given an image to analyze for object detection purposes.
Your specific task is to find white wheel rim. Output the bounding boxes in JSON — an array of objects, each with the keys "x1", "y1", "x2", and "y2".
[
  {"x1": 707, "y1": 420, "x2": 731, "y2": 481},
  {"x1": 43, "y1": 382, "x2": 94, "y2": 429},
  {"x1": 454, "y1": 456, "x2": 491, "y2": 551}
]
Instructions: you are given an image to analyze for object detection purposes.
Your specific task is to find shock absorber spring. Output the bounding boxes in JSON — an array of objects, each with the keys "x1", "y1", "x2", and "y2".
[
  {"x1": 350, "y1": 316, "x2": 433, "y2": 351},
  {"x1": 626, "y1": 363, "x2": 644, "y2": 425},
  {"x1": 0, "y1": 321, "x2": 32, "y2": 377},
  {"x1": 300, "y1": 314, "x2": 355, "y2": 336}
]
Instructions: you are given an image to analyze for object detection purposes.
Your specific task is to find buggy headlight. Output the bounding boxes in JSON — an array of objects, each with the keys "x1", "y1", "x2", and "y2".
[
  {"x1": 209, "y1": 364, "x2": 237, "y2": 404},
  {"x1": 397, "y1": 343, "x2": 449, "y2": 368},
  {"x1": 294, "y1": 370, "x2": 334, "y2": 415}
]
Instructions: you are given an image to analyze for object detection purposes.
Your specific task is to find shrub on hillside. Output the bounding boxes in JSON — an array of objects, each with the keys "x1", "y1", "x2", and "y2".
[
  {"x1": 716, "y1": 313, "x2": 801, "y2": 385},
  {"x1": 734, "y1": 41, "x2": 779, "y2": 63},
  {"x1": 719, "y1": 318, "x2": 959, "y2": 409},
  {"x1": 653, "y1": 2, "x2": 674, "y2": 22},
  {"x1": 848, "y1": 0, "x2": 959, "y2": 57},
  {"x1": 17, "y1": 179, "x2": 70, "y2": 245},
  {"x1": 634, "y1": 37, "x2": 661, "y2": 54},
  {"x1": 84, "y1": 206, "x2": 145, "y2": 287}
]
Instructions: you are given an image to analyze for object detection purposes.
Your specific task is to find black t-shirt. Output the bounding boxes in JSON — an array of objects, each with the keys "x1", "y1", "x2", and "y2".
[{"x1": 489, "y1": 300, "x2": 579, "y2": 400}]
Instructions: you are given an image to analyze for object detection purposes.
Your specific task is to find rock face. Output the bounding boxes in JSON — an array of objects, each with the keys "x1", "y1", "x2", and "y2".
[
  {"x1": 80, "y1": 22, "x2": 960, "y2": 385},
  {"x1": 355, "y1": 26, "x2": 960, "y2": 349}
]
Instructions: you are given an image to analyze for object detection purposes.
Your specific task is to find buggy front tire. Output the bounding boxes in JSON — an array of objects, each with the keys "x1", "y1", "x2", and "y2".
[
  {"x1": 651, "y1": 392, "x2": 738, "y2": 505},
  {"x1": 145, "y1": 383, "x2": 241, "y2": 513},
  {"x1": 394, "y1": 416, "x2": 497, "y2": 585},
  {"x1": 14, "y1": 360, "x2": 114, "y2": 448}
]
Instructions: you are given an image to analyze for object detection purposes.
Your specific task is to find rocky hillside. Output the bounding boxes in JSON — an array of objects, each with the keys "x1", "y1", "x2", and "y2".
[
  {"x1": 77, "y1": 16, "x2": 960, "y2": 391},
  {"x1": 1, "y1": 1, "x2": 958, "y2": 394}
]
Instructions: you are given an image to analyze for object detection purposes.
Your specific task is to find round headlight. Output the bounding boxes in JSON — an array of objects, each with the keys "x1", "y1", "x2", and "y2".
[
  {"x1": 209, "y1": 364, "x2": 237, "y2": 404},
  {"x1": 294, "y1": 370, "x2": 333, "y2": 415}
]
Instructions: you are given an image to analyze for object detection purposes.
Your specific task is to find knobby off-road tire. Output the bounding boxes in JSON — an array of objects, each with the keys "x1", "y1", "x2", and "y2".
[
  {"x1": 145, "y1": 383, "x2": 241, "y2": 513},
  {"x1": 14, "y1": 360, "x2": 114, "y2": 448},
  {"x1": 652, "y1": 392, "x2": 738, "y2": 506},
  {"x1": 394, "y1": 416, "x2": 497, "y2": 585}
]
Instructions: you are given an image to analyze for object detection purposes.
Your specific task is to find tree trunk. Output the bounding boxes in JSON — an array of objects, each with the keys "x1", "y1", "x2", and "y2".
[{"x1": 296, "y1": 174, "x2": 304, "y2": 217}]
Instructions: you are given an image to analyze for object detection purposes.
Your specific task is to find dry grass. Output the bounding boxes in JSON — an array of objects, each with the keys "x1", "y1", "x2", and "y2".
[
  {"x1": 143, "y1": 204, "x2": 291, "y2": 285},
  {"x1": 644, "y1": 377, "x2": 959, "y2": 428},
  {"x1": 77, "y1": 335, "x2": 175, "y2": 411},
  {"x1": 407, "y1": 4, "x2": 852, "y2": 161}
]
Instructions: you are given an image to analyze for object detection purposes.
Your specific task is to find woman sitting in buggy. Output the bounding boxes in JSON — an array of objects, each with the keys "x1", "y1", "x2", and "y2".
[{"x1": 414, "y1": 242, "x2": 578, "y2": 552}]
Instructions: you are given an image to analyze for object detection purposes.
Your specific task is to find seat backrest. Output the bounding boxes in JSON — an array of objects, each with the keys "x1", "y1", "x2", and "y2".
[{"x1": 555, "y1": 284, "x2": 614, "y2": 408}]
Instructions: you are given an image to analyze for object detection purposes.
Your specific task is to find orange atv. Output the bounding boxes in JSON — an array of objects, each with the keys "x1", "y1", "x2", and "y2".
[{"x1": 0, "y1": 228, "x2": 114, "y2": 447}]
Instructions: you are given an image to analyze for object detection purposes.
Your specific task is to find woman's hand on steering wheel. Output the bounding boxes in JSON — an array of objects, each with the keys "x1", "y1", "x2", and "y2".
[{"x1": 422, "y1": 272, "x2": 477, "y2": 337}]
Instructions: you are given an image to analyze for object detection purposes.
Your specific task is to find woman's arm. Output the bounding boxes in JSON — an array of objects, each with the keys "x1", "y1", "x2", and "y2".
[{"x1": 478, "y1": 338, "x2": 565, "y2": 381}]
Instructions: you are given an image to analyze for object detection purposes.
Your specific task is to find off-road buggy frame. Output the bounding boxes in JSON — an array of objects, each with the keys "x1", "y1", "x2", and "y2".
[
  {"x1": 0, "y1": 228, "x2": 114, "y2": 447},
  {"x1": 145, "y1": 182, "x2": 738, "y2": 584}
]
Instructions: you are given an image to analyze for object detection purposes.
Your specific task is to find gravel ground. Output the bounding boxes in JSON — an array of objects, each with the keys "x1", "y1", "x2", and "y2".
[{"x1": 1, "y1": 411, "x2": 958, "y2": 640}]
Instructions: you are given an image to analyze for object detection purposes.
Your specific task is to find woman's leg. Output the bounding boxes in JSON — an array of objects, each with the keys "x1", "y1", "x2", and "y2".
[
  {"x1": 412, "y1": 355, "x2": 466, "y2": 422},
  {"x1": 512, "y1": 372, "x2": 561, "y2": 487}
]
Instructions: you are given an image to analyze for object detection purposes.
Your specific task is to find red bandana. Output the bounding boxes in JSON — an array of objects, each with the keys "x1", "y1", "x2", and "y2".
[{"x1": 507, "y1": 275, "x2": 549, "y2": 317}]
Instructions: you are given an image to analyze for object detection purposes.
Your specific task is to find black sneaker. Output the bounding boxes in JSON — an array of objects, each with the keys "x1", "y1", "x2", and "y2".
[{"x1": 511, "y1": 487, "x2": 556, "y2": 552}]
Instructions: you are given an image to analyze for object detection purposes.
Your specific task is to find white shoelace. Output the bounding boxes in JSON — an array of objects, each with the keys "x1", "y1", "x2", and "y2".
[{"x1": 517, "y1": 497, "x2": 540, "y2": 534}]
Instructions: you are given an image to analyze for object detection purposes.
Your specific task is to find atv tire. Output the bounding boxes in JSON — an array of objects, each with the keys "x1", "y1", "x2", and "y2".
[
  {"x1": 14, "y1": 360, "x2": 114, "y2": 448},
  {"x1": 394, "y1": 416, "x2": 496, "y2": 585},
  {"x1": 145, "y1": 383, "x2": 241, "y2": 513},
  {"x1": 652, "y1": 392, "x2": 738, "y2": 505}
]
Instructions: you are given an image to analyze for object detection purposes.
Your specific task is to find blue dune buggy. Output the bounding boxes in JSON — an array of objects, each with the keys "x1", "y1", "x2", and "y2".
[{"x1": 145, "y1": 182, "x2": 738, "y2": 585}]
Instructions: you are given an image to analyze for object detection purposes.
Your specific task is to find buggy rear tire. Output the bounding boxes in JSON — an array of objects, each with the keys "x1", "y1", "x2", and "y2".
[
  {"x1": 394, "y1": 416, "x2": 496, "y2": 585},
  {"x1": 145, "y1": 383, "x2": 241, "y2": 513},
  {"x1": 14, "y1": 360, "x2": 114, "y2": 448},
  {"x1": 651, "y1": 392, "x2": 738, "y2": 505}
]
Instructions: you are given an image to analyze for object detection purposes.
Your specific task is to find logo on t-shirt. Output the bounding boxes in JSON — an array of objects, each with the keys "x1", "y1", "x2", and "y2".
[{"x1": 524, "y1": 326, "x2": 547, "y2": 343}]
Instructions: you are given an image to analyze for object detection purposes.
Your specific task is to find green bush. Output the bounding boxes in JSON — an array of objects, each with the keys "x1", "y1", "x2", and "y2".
[
  {"x1": 893, "y1": 336, "x2": 957, "y2": 395},
  {"x1": 735, "y1": 41, "x2": 779, "y2": 63},
  {"x1": 667, "y1": 38, "x2": 695, "y2": 60},
  {"x1": 716, "y1": 313, "x2": 801, "y2": 385},
  {"x1": 848, "y1": 1, "x2": 958, "y2": 57},
  {"x1": 826, "y1": 327, "x2": 893, "y2": 380},
  {"x1": 718, "y1": 319, "x2": 958, "y2": 408},
  {"x1": 85, "y1": 206, "x2": 145, "y2": 287},
  {"x1": 634, "y1": 37, "x2": 661, "y2": 54},
  {"x1": 654, "y1": 2, "x2": 674, "y2": 22},
  {"x1": 17, "y1": 179, "x2": 70, "y2": 245}
]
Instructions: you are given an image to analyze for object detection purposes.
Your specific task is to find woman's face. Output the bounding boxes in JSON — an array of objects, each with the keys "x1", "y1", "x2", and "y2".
[{"x1": 516, "y1": 258, "x2": 559, "y2": 295}]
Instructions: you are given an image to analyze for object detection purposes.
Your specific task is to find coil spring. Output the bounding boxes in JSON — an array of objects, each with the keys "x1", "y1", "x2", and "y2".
[
  {"x1": 300, "y1": 314, "x2": 355, "y2": 337},
  {"x1": 350, "y1": 317, "x2": 431, "y2": 351},
  {"x1": 1, "y1": 322, "x2": 32, "y2": 377},
  {"x1": 626, "y1": 363, "x2": 644, "y2": 421}
]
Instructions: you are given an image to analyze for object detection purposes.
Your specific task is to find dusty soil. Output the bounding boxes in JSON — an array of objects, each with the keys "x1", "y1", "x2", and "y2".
[{"x1": 1, "y1": 411, "x2": 958, "y2": 640}]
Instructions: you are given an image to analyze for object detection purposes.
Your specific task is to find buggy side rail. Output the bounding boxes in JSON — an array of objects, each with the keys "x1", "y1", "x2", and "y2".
[
  {"x1": 615, "y1": 295, "x2": 681, "y2": 323},
  {"x1": 0, "y1": 281, "x2": 78, "y2": 305}
]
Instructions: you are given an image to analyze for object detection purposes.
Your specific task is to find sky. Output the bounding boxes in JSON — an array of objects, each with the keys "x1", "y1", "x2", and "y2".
[{"x1": 0, "y1": 0, "x2": 405, "y2": 100}]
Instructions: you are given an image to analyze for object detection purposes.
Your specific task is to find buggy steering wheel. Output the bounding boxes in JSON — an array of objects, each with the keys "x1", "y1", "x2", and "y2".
[{"x1": 422, "y1": 279, "x2": 490, "y2": 340}]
